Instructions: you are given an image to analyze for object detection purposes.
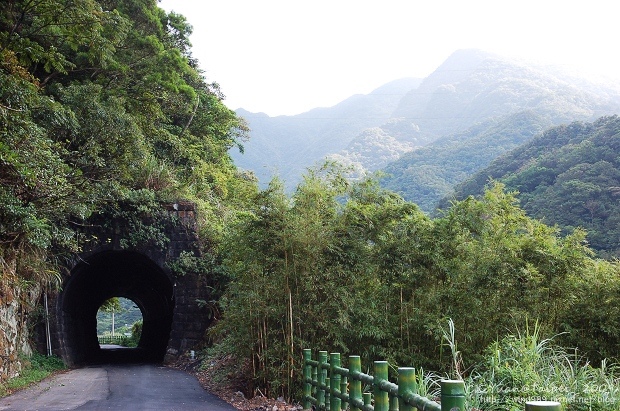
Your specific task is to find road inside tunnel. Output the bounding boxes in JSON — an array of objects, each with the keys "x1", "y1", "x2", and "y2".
[{"x1": 58, "y1": 250, "x2": 174, "y2": 365}]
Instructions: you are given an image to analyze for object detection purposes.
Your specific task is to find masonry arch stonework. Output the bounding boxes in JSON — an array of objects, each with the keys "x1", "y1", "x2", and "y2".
[{"x1": 41, "y1": 202, "x2": 213, "y2": 366}]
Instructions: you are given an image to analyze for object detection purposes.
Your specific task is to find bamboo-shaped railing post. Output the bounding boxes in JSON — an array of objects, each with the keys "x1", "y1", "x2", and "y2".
[
  {"x1": 330, "y1": 353, "x2": 341, "y2": 411},
  {"x1": 398, "y1": 367, "x2": 416, "y2": 411},
  {"x1": 312, "y1": 361, "x2": 318, "y2": 398},
  {"x1": 440, "y1": 380, "x2": 465, "y2": 411},
  {"x1": 340, "y1": 375, "x2": 348, "y2": 410},
  {"x1": 318, "y1": 351, "x2": 328, "y2": 409},
  {"x1": 525, "y1": 401, "x2": 562, "y2": 411},
  {"x1": 389, "y1": 395, "x2": 399, "y2": 411},
  {"x1": 349, "y1": 355, "x2": 362, "y2": 411},
  {"x1": 303, "y1": 349, "x2": 312, "y2": 410},
  {"x1": 374, "y1": 361, "x2": 390, "y2": 411},
  {"x1": 325, "y1": 377, "x2": 331, "y2": 411},
  {"x1": 363, "y1": 392, "x2": 372, "y2": 408}
]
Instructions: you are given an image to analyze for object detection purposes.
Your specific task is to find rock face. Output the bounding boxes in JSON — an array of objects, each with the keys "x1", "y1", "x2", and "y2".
[
  {"x1": 1, "y1": 296, "x2": 23, "y2": 381},
  {"x1": 0, "y1": 275, "x2": 38, "y2": 382}
]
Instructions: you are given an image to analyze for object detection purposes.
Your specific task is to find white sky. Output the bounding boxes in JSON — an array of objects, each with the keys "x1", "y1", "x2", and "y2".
[{"x1": 158, "y1": 0, "x2": 620, "y2": 117}]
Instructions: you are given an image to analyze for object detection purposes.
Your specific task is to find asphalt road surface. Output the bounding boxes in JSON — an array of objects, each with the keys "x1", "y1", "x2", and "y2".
[{"x1": 0, "y1": 363, "x2": 237, "y2": 411}]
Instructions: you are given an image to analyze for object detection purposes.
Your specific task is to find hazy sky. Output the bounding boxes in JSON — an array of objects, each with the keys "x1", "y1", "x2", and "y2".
[{"x1": 159, "y1": 0, "x2": 620, "y2": 117}]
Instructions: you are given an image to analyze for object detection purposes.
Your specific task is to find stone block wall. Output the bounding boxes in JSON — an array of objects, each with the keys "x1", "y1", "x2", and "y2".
[
  {"x1": 35, "y1": 201, "x2": 216, "y2": 366},
  {"x1": 163, "y1": 201, "x2": 215, "y2": 362}
]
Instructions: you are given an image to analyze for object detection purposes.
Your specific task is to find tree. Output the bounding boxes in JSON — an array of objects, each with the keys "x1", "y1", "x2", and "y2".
[
  {"x1": 0, "y1": 0, "x2": 252, "y2": 289},
  {"x1": 99, "y1": 297, "x2": 122, "y2": 336}
]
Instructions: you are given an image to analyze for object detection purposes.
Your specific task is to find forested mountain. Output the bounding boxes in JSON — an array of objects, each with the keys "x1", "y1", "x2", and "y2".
[
  {"x1": 386, "y1": 49, "x2": 620, "y2": 144},
  {"x1": 234, "y1": 49, "x2": 620, "y2": 195},
  {"x1": 376, "y1": 50, "x2": 620, "y2": 211},
  {"x1": 231, "y1": 78, "x2": 421, "y2": 189},
  {"x1": 447, "y1": 115, "x2": 620, "y2": 257}
]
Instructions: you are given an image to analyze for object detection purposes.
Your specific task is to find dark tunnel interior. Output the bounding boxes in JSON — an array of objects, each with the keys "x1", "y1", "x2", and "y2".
[{"x1": 59, "y1": 250, "x2": 174, "y2": 365}]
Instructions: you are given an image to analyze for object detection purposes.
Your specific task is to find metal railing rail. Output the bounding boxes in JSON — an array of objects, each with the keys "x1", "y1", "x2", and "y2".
[{"x1": 97, "y1": 335, "x2": 126, "y2": 345}]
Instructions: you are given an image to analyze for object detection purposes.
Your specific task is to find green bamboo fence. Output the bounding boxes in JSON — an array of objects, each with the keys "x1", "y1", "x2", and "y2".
[{"x1": 302, "y1": 349, "x2": 562, "y2": 411}]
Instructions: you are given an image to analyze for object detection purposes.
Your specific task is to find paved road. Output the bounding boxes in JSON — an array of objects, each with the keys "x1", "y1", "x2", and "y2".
[{"x1": 0, "y1": 364, "x2": 237, "y2": 411}]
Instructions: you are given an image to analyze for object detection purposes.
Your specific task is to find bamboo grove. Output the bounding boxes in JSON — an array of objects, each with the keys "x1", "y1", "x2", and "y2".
[{"x1": 213, "y1": 167, "x2": 620, "y2": 400}]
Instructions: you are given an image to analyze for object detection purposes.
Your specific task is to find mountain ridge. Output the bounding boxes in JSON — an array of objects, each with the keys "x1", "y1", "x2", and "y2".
[
  {"x1": 445, "y1": 115, "x2": 620, "y2": 257},
  {"x1": 231, "y1": 49, "x2": 620, "y2": 194},
  {"x1": 231, "y1": 77, "x2": 422, "y2": 189}
]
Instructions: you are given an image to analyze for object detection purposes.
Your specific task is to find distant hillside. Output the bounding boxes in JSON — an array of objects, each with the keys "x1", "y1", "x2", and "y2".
[
  {"x1": 447, "y1": 115, "x2": 620, "y2": 257},
  {"x1": 380, "y1": 111, "x2": 551, "y2": 212},
  {"x1": 232, "y1": 49, "x2": 620, "y2": 194},
  {"x1": 231, "y1": 78, "x2": 422, "y2": 189},
  {"x1": 374, "y1": 50, "x2": 620, "y2": 211}
]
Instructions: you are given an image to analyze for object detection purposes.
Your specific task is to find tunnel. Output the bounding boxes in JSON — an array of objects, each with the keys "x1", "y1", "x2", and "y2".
[{"x1": 57, "y1": 250, "x2": 174, "y2": 365}]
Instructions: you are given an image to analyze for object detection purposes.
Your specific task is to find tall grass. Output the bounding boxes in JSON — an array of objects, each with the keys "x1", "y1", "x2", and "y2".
[{"x1": 441, "y1": 320, "x2": 620, "y2": 410}]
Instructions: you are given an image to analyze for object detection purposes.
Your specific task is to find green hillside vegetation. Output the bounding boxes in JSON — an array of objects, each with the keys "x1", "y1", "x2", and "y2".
[
  {"x1": 0, "y1": 0, "x2": 255, "y2": 362},
  {"x1": 448, "y1": 115, "x2": 620, "y2": 257},
  {"x1": 97, "y1": 297, "x2": 142, "y2": 336},
  {"x1": 380, "y1": 111, "x2": 551, "y2": 212},
  {"x1": 327, "y1": 125, "x2": 418, "y2": 175},
  {"x1": 372, "y1": 51, "x2": 620, "y2": 212}
]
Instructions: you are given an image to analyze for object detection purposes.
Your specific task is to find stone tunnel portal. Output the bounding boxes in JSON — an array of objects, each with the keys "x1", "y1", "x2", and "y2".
[{"x1": 57, "y1": 250, "x2": 174, "y2": 365}]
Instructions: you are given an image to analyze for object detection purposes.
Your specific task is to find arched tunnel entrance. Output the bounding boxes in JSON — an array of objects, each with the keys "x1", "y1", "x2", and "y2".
[{"x1": 58, "y1": 250, "x2": 174, "y2": 365}]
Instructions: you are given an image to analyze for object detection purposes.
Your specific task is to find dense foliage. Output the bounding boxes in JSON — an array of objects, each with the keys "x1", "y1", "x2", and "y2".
[
  {"x1": 214, "y1": 167, "x2": 620, "y2": 404},
  {"x1": 465, "y1": 323, "x2": 620, "y2": 410},
  {"x1": 0, "y1": 0, "x2": 256, "y2": 384},
  {"x1": 0, "y1": 0, "x2": 254, "y2": 294},
  {"x1": 449, "y1": 115, "x2": 620, "y2": 257}
]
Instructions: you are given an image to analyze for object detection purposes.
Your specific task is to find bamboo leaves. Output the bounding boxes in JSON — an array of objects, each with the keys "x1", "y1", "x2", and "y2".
[{"x1": 215, "y1": 175, "x2": 611, "y2": 399}]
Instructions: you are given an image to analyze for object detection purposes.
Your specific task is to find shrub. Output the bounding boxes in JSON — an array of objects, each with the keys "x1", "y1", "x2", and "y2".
[{"x1": 0, "y1": 353, "x2": 66, "y2": 397}]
